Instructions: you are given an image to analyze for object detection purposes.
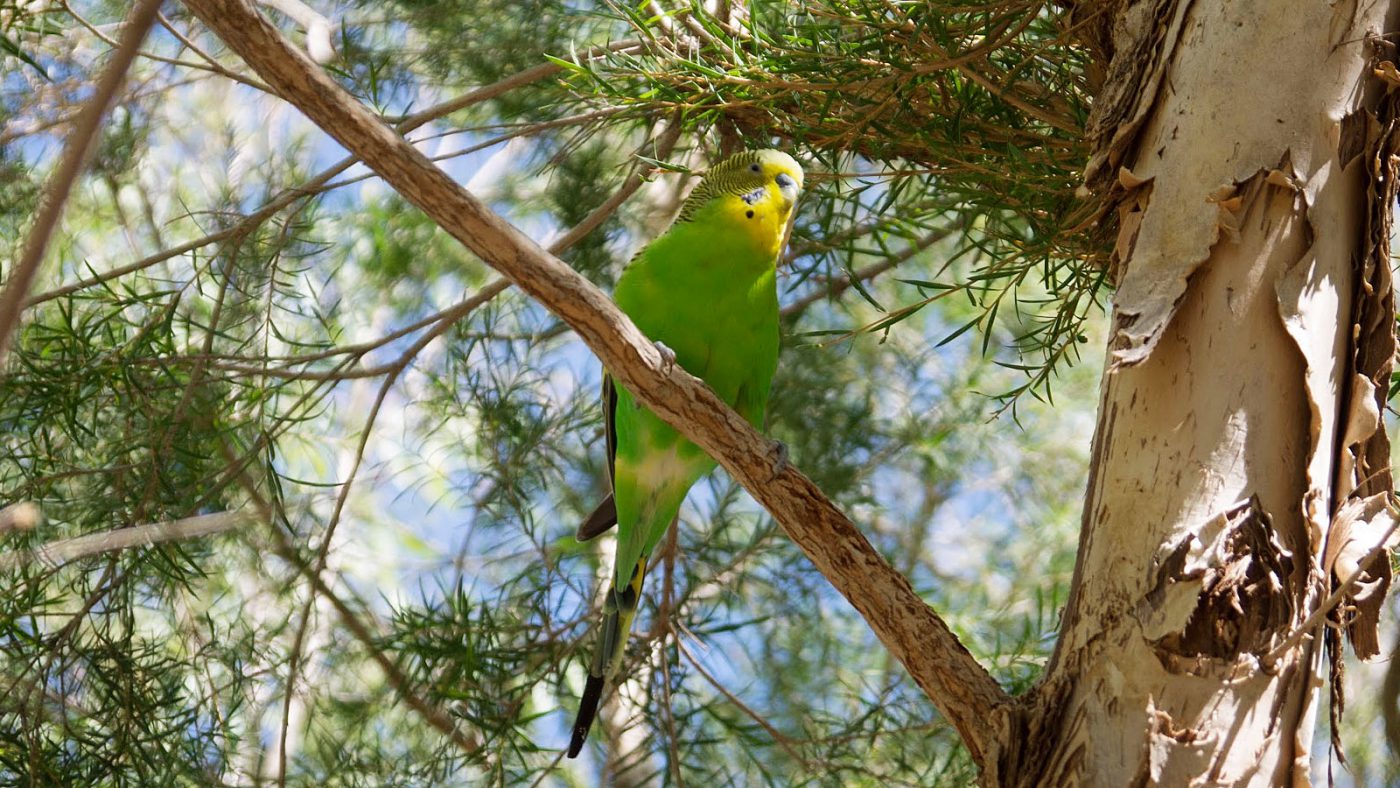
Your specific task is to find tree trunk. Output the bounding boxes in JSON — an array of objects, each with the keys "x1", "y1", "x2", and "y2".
[
  {"x1": 990, "y1": 1, "x2": 1400, "y2": 783},
  {"x1": 175, "y1": 0, "x2": 1400, "y2": 780}
]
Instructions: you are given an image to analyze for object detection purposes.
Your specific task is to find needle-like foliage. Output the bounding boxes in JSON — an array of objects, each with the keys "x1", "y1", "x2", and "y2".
[{"x1": 2, "y1": 1, "x2": 1395, "y2": 785}]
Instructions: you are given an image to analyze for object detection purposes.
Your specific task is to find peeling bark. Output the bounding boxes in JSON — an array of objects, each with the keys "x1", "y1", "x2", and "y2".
[
  {"x1": 1148, "y1": 497, "x2": 1296, "y2": 664},
  {"x1": 173, "y1": 0, "x2": 1400, "y2": 781},
  {"x1": 1004, "y1": 0, "x2": 1400, "y2": 784},
  {"x1": 1328, "y1": 44, "x2": 1400, "y2": 660}
]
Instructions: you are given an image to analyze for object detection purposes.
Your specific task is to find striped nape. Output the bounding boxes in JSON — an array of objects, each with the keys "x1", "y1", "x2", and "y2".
[{"x1": 677, "y1": 150, "x2": 785, "y2": 222}]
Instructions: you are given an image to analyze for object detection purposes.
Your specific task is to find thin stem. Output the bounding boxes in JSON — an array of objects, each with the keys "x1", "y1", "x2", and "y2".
[
  {"x1": 185, "y1": 0, "x2": 1010, "y2": 762},
  {"x1": 0, "y1": 0, "x2": 164, "y2": 363},
  {"x1": 229, "y1": 462, "x2": 483, "y2": 755},
  {"x1": 0, "y1": 510, "x2": 254, "y2": 572},
  {"x1": 1261, "y1": 496, "x2": 1400, "y2": 667}
]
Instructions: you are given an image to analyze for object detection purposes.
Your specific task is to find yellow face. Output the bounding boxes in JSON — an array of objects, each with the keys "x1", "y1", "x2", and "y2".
[
  {"x1": 722, "y1": 155, "x2": 803, "y2": 258},
  {"x1": 681, "y1": 150, "x2": 805, "y2": 260}
]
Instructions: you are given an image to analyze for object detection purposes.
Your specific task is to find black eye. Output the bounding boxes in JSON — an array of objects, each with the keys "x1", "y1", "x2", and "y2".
[{"x1": 750, "y1": 163, "x2": 761, "y2": 173}]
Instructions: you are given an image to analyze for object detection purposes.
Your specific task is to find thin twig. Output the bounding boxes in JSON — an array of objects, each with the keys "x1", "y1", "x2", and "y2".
[
  {"x1": 225, "y1": 454, "x2": 483, "y2": 755},
  {"x1": 675, "y1": 635, "x2": 807, "y2": 765},
  {"x1": 0, "y1": 510, "x2": 254, "y2": 572},
  {"x1": 0, "y1": 0, "x2": 164, "y2": 364},
  {"x1": 780, "y1": 227, "x2": 954, "y2": 319},
  {"x1": 1261, "y1": 497, "x2": 1400, "y2": 667},
  {"x1": 23, "y1": 39, "x2": 640, "y2": 310},
  {"x1": 60, "y1": 0, "x2": 270, "y2": 91},
  {"x1": 184, "y1": 0, "x2": 1009, "y2": 762},
  {"x1": 655, "y1": 521, "x2": 685, "y2": 788},
  {"x1": 388, "y1": 38, "x2": 644, "y2": 128},
  {"x1": 158, "y1": 11, "x2": 245, "y2": 79},
  {"x1": 277, "y1": 356, "x2": 407, "y2": 785}
]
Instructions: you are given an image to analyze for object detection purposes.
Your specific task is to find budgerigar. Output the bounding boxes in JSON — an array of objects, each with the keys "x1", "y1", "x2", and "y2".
[{"x1": 568, "y1": 149, "x2": 804, "y2": 757}]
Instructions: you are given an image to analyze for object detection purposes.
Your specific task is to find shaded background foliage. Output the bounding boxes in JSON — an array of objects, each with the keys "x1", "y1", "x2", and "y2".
[{"x1": 0, "y1": 0, "x2": 1394, "y2": 785}]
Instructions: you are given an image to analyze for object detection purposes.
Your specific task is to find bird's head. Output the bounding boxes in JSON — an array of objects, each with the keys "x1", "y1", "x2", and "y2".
[{"x1": 678, "y1": 149, "x2": 804, "y2": 259}]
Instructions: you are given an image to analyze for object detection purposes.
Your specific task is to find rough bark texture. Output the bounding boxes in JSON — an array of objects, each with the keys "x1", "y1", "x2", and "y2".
[
  {"x1": 175, "y1": 0, "x2": 1400, "y2": 780},
  {"x1": 995, "y1": 1, "x2": 1400, "y2": 784},
  {"x1": 180, "y1": 0, "x2": 1011, "y2": 764}
]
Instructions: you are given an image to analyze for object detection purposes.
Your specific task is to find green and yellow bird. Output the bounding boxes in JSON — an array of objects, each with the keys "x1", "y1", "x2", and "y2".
[{"x1": 568, "y1": 149, "x2": 804, "y2": 757}]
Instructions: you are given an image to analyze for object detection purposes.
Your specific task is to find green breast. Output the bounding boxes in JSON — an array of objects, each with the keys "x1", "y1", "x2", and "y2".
[{"x1": 614, "y1": 217, "x2": 780, "y2": 404}]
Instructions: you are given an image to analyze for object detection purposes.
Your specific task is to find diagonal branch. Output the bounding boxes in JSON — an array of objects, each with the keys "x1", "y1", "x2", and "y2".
[
  {"x1": 780, "y1": 226, "x2": 955, "y2": 320},
  {"x1": 273, "y1": 120, "x2": 682, "y2": 777},
  {"x1": 0, "y1": 510, "x2": 253, "y2": 572},
  {"x1": 23, "y1": 38, "x2": 640, "y2": 310},
  {"x1": 181, "y1": 0, "x2": 1009, "y2": 764},
  {"x1": 0, "y1": 0, "x2": 164, "y2": 364}
]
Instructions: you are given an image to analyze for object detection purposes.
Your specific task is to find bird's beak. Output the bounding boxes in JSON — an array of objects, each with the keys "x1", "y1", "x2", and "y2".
[
  {"x1": 775, "y1": 172, "x2": 799, "y2": 207},
  {"x1": 777, "y1": 175, "x2": 801, "y2": 263}
]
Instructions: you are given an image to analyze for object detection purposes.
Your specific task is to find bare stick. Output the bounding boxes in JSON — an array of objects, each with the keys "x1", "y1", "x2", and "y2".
[
  {"x1": 24, "y1": 39, "x2": 638, "y2": 310},
  {"x1": 0, "y1": 0, "x2": 164, "y2": 364},
  {"x1": 0, "y1": 510, "x2": 253, "y2": 571},
  {"x1": 226, "y1": 464, "x2": 483, "y2": 755},
  {"x1": 1261, "y1": 497, "x2": 1400, "y2": 667},
  {"x1": 182, "y1": 0, "x2": 1008, "y2": 762},
  {"x1": 60, "y1": 1, "x2": 270, "y2": 91},
  {"x1": 780, "y1": 227, "x2": 953, "y2": 319},
  {"x1": 675, "y1": 635, "x2": 808, "y2": 765}
]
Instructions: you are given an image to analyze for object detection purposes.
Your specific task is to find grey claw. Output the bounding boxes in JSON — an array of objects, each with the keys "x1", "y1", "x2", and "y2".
[
  {"x1": 768, "y1": 439, "x2": 789, "y2": 482},
  {"x1": 654, "y1": 341, "x2": 677, "y2": 376}
]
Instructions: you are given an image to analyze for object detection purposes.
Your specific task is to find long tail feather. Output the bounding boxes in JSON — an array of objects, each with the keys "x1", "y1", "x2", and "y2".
[
  {"x1": 567, "y1": 558, "x2": 648, "y2": 758},
  {"x1": 568, "y1": 674, "x2": 604, "y2": 757}
]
